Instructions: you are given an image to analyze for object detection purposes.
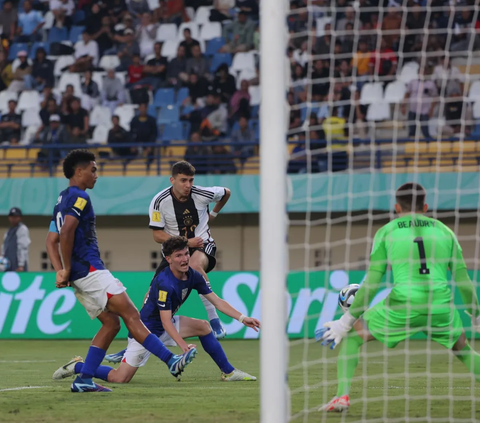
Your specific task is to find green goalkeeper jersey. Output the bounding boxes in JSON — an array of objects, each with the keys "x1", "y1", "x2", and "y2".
[{"x1": 369, "y1": 213, "x2": 467, "y2": 312}]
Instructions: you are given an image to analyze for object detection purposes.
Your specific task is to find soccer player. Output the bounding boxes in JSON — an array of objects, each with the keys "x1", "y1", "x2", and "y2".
[
  {"x1": 316, "y1": 182, "x2": 480, "y2": 412},
  {"x1": 105, "y1": 160, "x2": 230, "y2": 363},
  {"x1": 53, "y1": 236, "x2": 259, "y2": 383},
  {"x1": 46, "y1": 150, "x2": 196, "y2": 392}
]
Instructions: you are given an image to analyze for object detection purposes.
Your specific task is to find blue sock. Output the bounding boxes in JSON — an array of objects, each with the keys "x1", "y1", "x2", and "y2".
[
  {"x1": 142, "y1": 333, "x2": 173, "y2": 363},
  {"x1": 75, "y1": 362, "x2": 112, "y2": 381},
  {"x1": 200, "y1": 332, "x2": 235, "y2": 374},
  {"x1": 80, "y1": 346, "x2": 107, "y2": 379}
]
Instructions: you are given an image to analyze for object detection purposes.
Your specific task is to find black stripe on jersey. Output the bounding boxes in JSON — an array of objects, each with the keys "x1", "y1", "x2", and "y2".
[
  {"x1": 153, "y1": 190, "x2": 171, "y2": 211},
  {"x1": 149, "y1": 226, "x2": 164, "y2": 230},
  {"x1": 191, "y1": 189, "x2": 214, "y2": 200},
  {"x1": 172, "y1": 194, "x2": 199, "y2": 239},
  {"x1": 192, "y1": 187, "x2": 214, "y2": 199}
]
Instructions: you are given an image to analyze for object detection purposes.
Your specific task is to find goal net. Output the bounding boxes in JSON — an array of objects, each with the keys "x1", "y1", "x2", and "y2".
[{"x1": 262, "y1": 0, "x2": 480, "y2": 421}]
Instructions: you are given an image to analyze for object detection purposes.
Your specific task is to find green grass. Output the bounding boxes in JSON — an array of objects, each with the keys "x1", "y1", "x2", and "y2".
[{"x1": 1, "y1": 340, "x2": 480, "y2": 422}]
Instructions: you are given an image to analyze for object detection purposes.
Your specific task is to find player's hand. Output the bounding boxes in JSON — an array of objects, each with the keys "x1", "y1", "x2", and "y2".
[
  {"x1": 56, "y1": 269, "x2": 71, "y2": 289},
  {"x1": 208, "y1": 213, "x2": 216, "y2": 223},
  {"x1": 179, "y1": 342, "x2": 196, "y2": 353},
  {"x1": 465, "y1": 311, "x2": 480, "y2": 334},
  {"x1": 242, "y1": 317, "x2": 261, "y2": 332},
  {"x1": 187, "y1": 237, "x2": 203, "y2": 249},
  {"x1": 315, "y1": 312, "x2": 356, "y2": 350},
  {"x1": 16, "y1": 266, "x2": 24, "y2": 272}
]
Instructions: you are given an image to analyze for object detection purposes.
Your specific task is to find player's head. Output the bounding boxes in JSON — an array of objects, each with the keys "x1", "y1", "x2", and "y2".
[
  {"x1": 170, "y1": 161, "x2": 195, "y2": 198},
  {"x1": 63, "y1": 149, "x2": 98, "y2": 189},
  {"x1": 163, "y1": 236, "x2": 190, "y2": 273},
  {"x1": 395, "y1": 182, "x2": 428, "y2": 214}
]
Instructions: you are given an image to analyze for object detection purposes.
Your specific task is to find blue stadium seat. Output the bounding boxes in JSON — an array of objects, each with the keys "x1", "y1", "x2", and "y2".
[
  {"x1": 47, "y1": 27, "x2": 68, "y2": 43},
  {"x1": 251, "y1": 105, "x2": 259, "y2": 118},
  {"x1": 8, "y1": 43, "x2": 28, "y2": 61},
  {"x1": 182, "y1": 121, "x2": 191, "y2": 139},
  {"x1": 472, "y1": 122, "x2": 480, "y2": 137},
  {"x1": 176, "y1": 87, "x2": 189, "y2": 105},
  {"x1": 147, "y1": 104, "x2": 157, "y2": 118},
  {"x1": 69, "y1": 26, "x2": 86, "y2": 44},
  {"x1": 162, "y1": 122, "x2": 184, "y2": 141},
  {"x1": 210, "y1": 53, "x2": 232, "y2": 73},
  {"x1": 153, "y1": 88, "x2": 175, "y2": 107},
  {"x1": 72, "y1": 10, "x2": 85, "y2": 24},
  {"x1": 205, "y1": 37, "x2": 225, "y2": 56},
  {"x1": 29, "y1": 42, "x2": 50, "y2": 59},
  {"x1": 157, "y1": 105, "x2": 180, "y2": 125}
]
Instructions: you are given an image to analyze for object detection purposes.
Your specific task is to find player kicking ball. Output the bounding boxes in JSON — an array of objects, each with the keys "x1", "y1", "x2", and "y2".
[
  {"x1": 47, "y1": 150, "x2": 196, "y2": 392},
  {"x1": 316, "y1": 182, "x2": 480, "y2": 412},
  {"x1": 53, "y1": 236, "x2": 259, "y2": 383}
]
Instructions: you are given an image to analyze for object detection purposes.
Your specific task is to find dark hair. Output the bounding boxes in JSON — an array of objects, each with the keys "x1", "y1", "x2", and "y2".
[
  {"x1": 395, "y1": 182, "x2": 426, "y2": 212},
  {"x1": 63, "y1": 149, "x2": 96, "y2": 179},
  {"x1": 171, "y1": 161, "x2": 195, "y2": 177},
  {"x1": 163, "y1": 236, "x2": 189, "y2": 257}
]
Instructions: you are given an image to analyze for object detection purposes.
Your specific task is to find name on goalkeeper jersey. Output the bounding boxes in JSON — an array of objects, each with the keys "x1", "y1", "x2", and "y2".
[{"x1": 397, "y1": 220, "x2": 435, "y2": 229}]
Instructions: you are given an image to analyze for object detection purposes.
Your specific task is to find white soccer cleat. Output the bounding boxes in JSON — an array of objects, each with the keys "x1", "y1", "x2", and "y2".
[
  {"x1": 52, "y1": 356, "x2": 83, "y2": 380},
  {"x1": 221, "y1": 369, "x2": 257, "y2": 381},
  {"x1": 319, "y1": 395, "x2": 350, "y2": 412}
]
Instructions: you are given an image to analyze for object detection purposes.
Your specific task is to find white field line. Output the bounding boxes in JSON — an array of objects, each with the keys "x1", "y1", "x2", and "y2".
[{"x1": 0, "y1": 386, "x2": 50, "y2": 392}]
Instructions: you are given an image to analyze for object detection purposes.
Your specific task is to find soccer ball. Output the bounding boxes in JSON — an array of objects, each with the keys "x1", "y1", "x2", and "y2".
[
  {"x1": 338, "y1": 284, "x2": 360, "y2": 313},
  {"x1": 0, "y1": 256, "x2": 10, "y2": 272}
]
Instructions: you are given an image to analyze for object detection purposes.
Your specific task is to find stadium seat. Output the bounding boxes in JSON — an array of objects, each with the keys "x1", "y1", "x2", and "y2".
[
  {"x1": 5, "y1": 148, "x2": 27, "y2": 159},
  {"x1": 428, "y1": 117, "x2": 446, "y2": 138},
  {"x1": 92, "y1": 71, "x2": 106, "y2": 91},
  {"x1": 452, "y1": 141, "x2": 477, "y2": 153},
  {"x1": 156, "y1": 23, "x2": 177, "y2": 42},
  {"x1": 8, "y1": 43, "x2": 29, "y2": 61},
  {"x1": 205, "y1": 37, "x2": 225, "y2": 56},
  {"x1": 316, "y1": 17, "x2": 332, "y2": 37},
  {"x1": 200, "y1": 22, "x2": 222, "y2": 41},
  {"x1": 147, "y1": 0, "x2": 160, "y2": 9},
  {"x1": 21, "y1": 108, "x2": 42, "y2": 127},
  {"x1": 161, "y1": 40, "x2": 178, "y2": 60},
  {"x1": 72, "y1": 10, "x2": 85, "y2": 24},
  {"x1": 162, "y1": 122, "x2": 184, "y2": 141},
  {"x1": 115, "y1": 72, "x2": 126, "y2": 86},
  {"x1": 237, "y1": 69, "x2": 257, "y2": 89},
  {"x1": 113, "y1": 106, "x2": 136, "y2": 131},
  {"x1": 53, "y1": 55, "x2": 75, "y2": 76},
  {"x1": 384, "y1": 81, "x2": 406, "y2": 104},
  {"x1": 195, "y1": 6, "x2": 213, "y2": 24},
  {"x1": 210, "y1": 53, "x2": 232, "y2": 73},
  {"x1": 157, "y1": 105, "x2": 179, "y2": 124},
  {"x1": 90, "y1": 125, "x2": 109, "y2": 144},
  {"x1": 398, "y1": 62, "x2": 419, "y2": 84},
  {"x1": 47, "y1": 27, "x2": 68, "y2": 43},
  {"x1": 43, "y1": 10, "x2": 55, "y2": 29},
  {"x1": 90, "y1": 105, "x2": 112, "y2": 127},
  {"x1": 147, "y1": 104, "x2": 157, "y2": 118},
  {"x1": 249, "y1": 86, "x2": 261, "y2": 106},
  {"x1": 0, "y1": 91, "x2": 18, "y2": 113},
  {"x1": 29, "y1": 42, "x2": 49, "y2": 60},
  {"x1": 366, "y1": 102, "x2": 391, "y2": 121},
  {"x1": 360, "y1": 82, "x2": 384, "y2": 105},
  {"x1": 18, "y1": 91, "x2": 41, "y2": 111},
  {"x1": 231, "y1": 51, "x2": 256, "y2": 73},
  {"x1": 178, "y1": 22, "x2": 199, "y2": 41},
  {"x1": 154, "y1": 89, "x2": 175, "y2": 107},
  {"x1": 22, "y1": 125, "x2": 40, "y2": 145},
  {"x1": 176, "y1": 87, "x2": 189, "y2": 105},
  {"x1": 58, "y1": 72, "x2": 82, "y2": 95},
  {"x1": 473, "y1": 101, "x2": 480, "y2": 119},
  {"x1": 468, "y1": 81, "x2": 480, "y2": 102},
  {"x1": 69, "y1": 26, "x2": 86, "y2": 44},
  {"x1": 99, "y1": 55, "x2": 121, "y2": 70}
]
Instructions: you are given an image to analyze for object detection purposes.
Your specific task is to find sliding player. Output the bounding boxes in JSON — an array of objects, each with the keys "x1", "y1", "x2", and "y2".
[
  {"x1": 316, "y1": 182, "x2": 480, "y2": 412},
  {"x1": 46, "y1": 150, "x2": 196, "y2": 392},
  {"x1": 53, "y1": 236, "x2": 259, "y2": 383}
]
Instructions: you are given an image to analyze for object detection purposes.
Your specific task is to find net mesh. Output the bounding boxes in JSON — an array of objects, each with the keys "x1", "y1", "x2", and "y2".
[{"x1": 285, "y1": 0, "x2": 480, "y2": 421}]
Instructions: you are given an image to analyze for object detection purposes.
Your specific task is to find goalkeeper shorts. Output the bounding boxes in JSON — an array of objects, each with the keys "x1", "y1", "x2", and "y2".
[{"x1": 363, "y1": 298, "x2": 463, "y2": 349}]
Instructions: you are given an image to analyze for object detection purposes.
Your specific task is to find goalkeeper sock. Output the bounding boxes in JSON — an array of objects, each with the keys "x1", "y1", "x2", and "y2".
[
  {"x1": 336, "y1": 330, "x2": 364, "y2": 397},
  {"x1": 454, "y1": 343, "x2": 480, "y2": 382},
  {"x1": 200, "y1": 294, "x2": 219, "y2": 321},
  {"x1": 199, "y1": 332, "x2": 234, "y2": 374},
  {"x1": 75, "y1": 362, "x2": 113, "y2": 381}
]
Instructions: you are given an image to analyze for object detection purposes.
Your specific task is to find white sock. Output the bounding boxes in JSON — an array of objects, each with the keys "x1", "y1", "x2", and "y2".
[{"x1": 200, "y1": 294, "x2": 219, "y2": 321}]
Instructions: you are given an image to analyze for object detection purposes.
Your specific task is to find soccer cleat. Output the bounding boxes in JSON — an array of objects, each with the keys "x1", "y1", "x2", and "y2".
[
  {"x1": 104, "y1": 349, "x2": 126, "y2": 364},
  {"x1": 52, "y1": 356, "x2": 84, "y2": 380},
  {"x1": 167, "y1": 348, "x2": 197, "y2": 379},
  {"x1": 221, "y1": 369, "x2": 257, "y2": 382},
  {"x1": 71, "y1": 375, "x2": 111, "y2": 392},
  {"x1": 210, "y1": 318, "x2": 227, "y2": 339},
  {"x1": 319, "y1": 395, "x2": 350, "y2": 412}
]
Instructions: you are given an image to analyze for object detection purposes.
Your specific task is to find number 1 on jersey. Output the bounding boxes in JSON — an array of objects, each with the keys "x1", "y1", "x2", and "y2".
[{"x1": 414, "y1": 237, "x2": 430, "y2": 275}]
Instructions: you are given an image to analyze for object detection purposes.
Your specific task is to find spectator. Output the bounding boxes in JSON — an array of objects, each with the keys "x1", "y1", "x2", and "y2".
[
  {"x1": 130, "y1": 103, "x2": 157, "y2": 160},
  {"x1": 128, "y1": 0, "x2": 150, "y2": 17},
  {"x1": 433, "y1": 54, "x2": 465, "y2": 96},
  {"x1": 382, "y1": 7, "x2": 402, "y2": 50},
  {"x1": 198, "y1": 89, "x2": 228, "y2": 140},
  {"x1": 402, "y1": 66, "x2": 438, "y2": 139},
  {"x1": 0, "y1": 0, "x2": 17, "y2": 42},
  {"x1": 60, "y1": 83, "x2": 76, "y2": 115},
  {"x1": 114, "y1": 14, "x2": 136, "y2": 43},
  {"x1": 236, "y1": 0, "x2": 259, "y2": 21},
  {"x1": 25, "y1": 47, "x2": 54, "y2": 92},
  {"x1": 322, "y1": 106, "x2": 346, "y2": 140},
  {"x1": 186, "y1": 44, "x2": 209, "y2": 79},
  {"x1": 221, "y1": 11, "x2": 255, "y2": 53},
  {"x1": 89, "y1": 15, "x2": 114, "y2": 57},
  {"x1": 0, "y1": 99, "x2": 21, "y2": 144},
  {"x1": 211, "y1": 0, "x2": 235, "y2": 23},
  {"x1": 40, "y1": 85, "x2": 60, "y2": 109},
  {"x1": 70, "y1": 32, "x2": 99, "y2": 72},
  {"x1": 184, "y1": 131, "x2": 210, "y2": 174},
  {"x1": 336, "y1": 6, "x2": 355, "y2": 33},
  {"x1": 442, "y1": 85, "x2": 468, "y2": 137},
  {"x1": 405, "y1": 3, "x2": 426, "y2": 53},
  {"x1": 369, "y1": 38, "x2": 397, "y2": 81},
  {"x1": 287, "y1": 132, "x2": 309, "y2": 174},
  {"x1": 315, "y1": 23, "x2": 332, "y2": 58},
  {"x1": 351, "y1": 38, "x2": 371, "y2": 78},
  {"x1": 50, "y1": 0, "x2": 75, "y2": 29},
  {"x1": 81, "y1": 69, "x2": 100, "y2": 104},
  {"x1": 16, "y1": 0, "x2": 44, "y2": 42},
  {"x1": 209, "y1": 144, "x2": 237, "y2": 174},
  {"x1": 229, "y1": 79, "x2": 251, "y2": 123},
  {"x1": 8, "y1": 50, "x2": 31, "y2": 93},
  {"x1": 127, "y1": 53, "x2": 144, "y2": 86},
  {"x1": 167, "y1": 45, "x2": 188, "y2": 87},
  {"x1": 358, "y1": 0, "x2": 374, "y2": 27},
  {"x1": 39, "y1": 98, "x2": 63, "y2": 133},
  {"x1": 184, "y1": 72, "x2": 209, "y2": 107},
  {"x1": 136, "y1": 12, "x2": 157, "y2": 58},
  {"x1": 35, "y1": 114, "x2": 69, "y2": 165},
  {"x1": 117, "y1": 28, "x2": 141, "y2": 71},
  {"x1": 179, "y1": 28, "x2": 200, "y2": 59},
  {"x1": 105, "y1": 0, "x2": 128, "y2": 20},
  {"x1": 231, "y1": 116, "x2": 254, "y2": 162},
  {"x1": 213, "y1": 63, "x2": 236, "y2": 104},
  {"x1": 450, "y1": 8, "x2": 480, "y2": 52},
  {"x1": 108, "y1": 115, "x2": 134, "y2": 158},
  {"x1": 311, "y1": 59, "x2": 330, "y2": 98},
  {"x1": 102, "y1": 68, "x2": 126, "y2": 114},
  {"x1": 0, "y1": 50, "x2": 13, "y2": 90},
  {"x1": 1, "y1": 207, "x2": 30, "y2": 272},
  {"x1": 65, "y1": 97, "x2": 89, "y2": 139},
  {"x1": 159, "y1": 0, "x2": 189, "y2": 26},
  {"x1": 138, "y1": 42, "x2": 168, "y2": 90}
]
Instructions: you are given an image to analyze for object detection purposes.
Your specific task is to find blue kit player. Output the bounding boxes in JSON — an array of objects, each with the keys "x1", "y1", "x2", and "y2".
[
  {"x1": 53, "y1": 236, "x2": 260, "y2": 383},
  {"x1": 46, "y1": 149, "x2": 196, "y2": 392}
]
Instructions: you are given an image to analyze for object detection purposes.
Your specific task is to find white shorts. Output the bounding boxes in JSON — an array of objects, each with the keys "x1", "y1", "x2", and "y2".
[
  {"x1": 123, "y1": 316, "x2": 180, "y2": 368},
  {"x1": 72, "y1": 269, "x2": 126, "y2": 319}
]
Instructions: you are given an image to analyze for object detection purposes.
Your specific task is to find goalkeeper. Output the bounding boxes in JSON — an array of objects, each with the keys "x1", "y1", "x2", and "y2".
[{"x1": 316, "y1": 182, "x2": 480, "y2": 412}]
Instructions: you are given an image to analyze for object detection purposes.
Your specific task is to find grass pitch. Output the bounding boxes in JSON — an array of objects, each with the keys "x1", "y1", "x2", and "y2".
[{"x1": 1, "y1": 339, "x2": 480, "y2": 422}]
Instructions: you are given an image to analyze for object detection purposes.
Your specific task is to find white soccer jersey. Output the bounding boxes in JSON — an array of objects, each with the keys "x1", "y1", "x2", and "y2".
[{"x1": 148, "y1": 185, "x2": 226, "y2": 243}]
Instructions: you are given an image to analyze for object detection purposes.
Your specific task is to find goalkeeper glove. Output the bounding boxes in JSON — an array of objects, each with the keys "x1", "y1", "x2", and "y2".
[
  {"x1": 315, "y1": 311, "x2": 356, "y2": 350},
  {"x1": 465, "y1": 310, "x2": 480, "y2": 334}
]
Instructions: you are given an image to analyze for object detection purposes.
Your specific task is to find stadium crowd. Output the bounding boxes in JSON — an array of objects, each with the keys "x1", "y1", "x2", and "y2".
[{"x1": 0, "y1": 0, "x2": 478, "y2": 174}]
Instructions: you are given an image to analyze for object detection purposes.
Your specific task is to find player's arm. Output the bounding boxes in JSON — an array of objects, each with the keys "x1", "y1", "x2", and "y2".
[
  {"x1": 46, "y1": 219, "x2": 63, "y2": 273},
  {"x1": 160, "y1": 309, "x2": 194, "y2": 353},
  {"x1": 58, "y1": 215, "x2": 78, "y2": 284},
  {"x1": 152, "y1": 228, "x2": 171, "y2": 244},
  {"x1": 149, "y1": 196, "x2": 170, "y2": 244},
  {"x1": 209, "y1": 187, "x2": 231, "y2": 221}
]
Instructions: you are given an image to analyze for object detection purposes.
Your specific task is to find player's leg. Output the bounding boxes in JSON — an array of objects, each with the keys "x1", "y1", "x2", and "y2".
[
  {"x1": 451, "y1": 332, "x2": 480, "y2": 382},
  {"x1": 189, "y1": 249, "x2": 226, "y2": 339}
]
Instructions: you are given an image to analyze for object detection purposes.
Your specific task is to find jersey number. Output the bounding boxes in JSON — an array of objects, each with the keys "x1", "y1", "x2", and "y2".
[
  {"x1": 413, "y1": 237, "x2": 430, "y2": 275},
  {"x1": 56, "y1": 212, "x2": 64, "y2": 233}
]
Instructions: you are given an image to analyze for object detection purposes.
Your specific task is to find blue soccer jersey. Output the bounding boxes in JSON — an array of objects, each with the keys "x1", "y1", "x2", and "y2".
[
  {"x1": 49, "y1": 186, "x2": 105, "y2": 281},
  {"x1": 139, "y1": 267, "x2": 213, "y2": 336}
]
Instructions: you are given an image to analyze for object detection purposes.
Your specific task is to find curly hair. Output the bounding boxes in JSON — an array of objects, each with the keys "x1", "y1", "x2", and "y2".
[
  {"x1": 63, "y1": 149, "x2": 96, "y2": 179},
  {"x1": 163, "y1": 236, "x2": 189, "y2": 257}
]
